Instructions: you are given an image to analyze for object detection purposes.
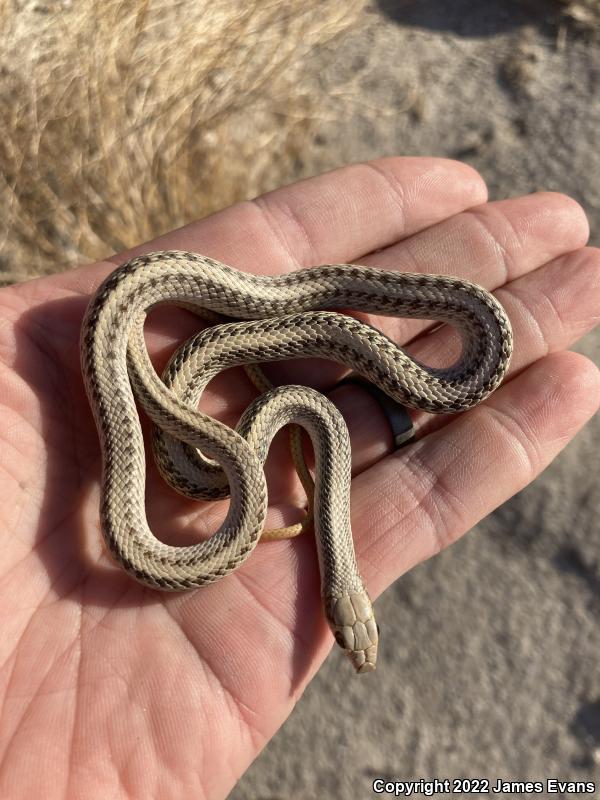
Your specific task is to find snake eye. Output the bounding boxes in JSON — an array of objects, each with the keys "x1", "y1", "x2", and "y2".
[{"x1": 334, "y1": 631, "x2": 348, "y2": 650}]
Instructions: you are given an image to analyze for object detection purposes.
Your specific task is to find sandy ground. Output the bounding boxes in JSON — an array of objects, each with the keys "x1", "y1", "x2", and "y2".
[
  {"x1": 230, "y1": 2, "x2": 600, "y2": 796},
  {"x1": 1, "y1": 0, "x2": 598, "y2": 795}
]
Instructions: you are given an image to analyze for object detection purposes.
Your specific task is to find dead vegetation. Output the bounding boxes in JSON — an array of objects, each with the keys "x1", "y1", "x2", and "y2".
[
  {"x1": 0, "y1": 0, "x2": 366, "y2": 277},
  {"x1": 558, "y1": 0, "x2": 600, "y2": 27}
]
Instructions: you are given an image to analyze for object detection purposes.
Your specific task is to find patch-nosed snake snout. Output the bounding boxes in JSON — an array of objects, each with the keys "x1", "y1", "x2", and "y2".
[{"x1": 80, "y1": 250, "x2": 513, "y2": 674}]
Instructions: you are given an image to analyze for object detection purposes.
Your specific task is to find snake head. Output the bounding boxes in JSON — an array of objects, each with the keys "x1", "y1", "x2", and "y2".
[{"x1": 326, "y1": 590, "x2": 378, "y2": 673}]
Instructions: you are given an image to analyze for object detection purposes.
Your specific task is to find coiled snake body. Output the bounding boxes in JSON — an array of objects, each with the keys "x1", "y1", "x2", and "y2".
[{"x1": 81, "y1": 250, "x2": 513, "y2": 673}]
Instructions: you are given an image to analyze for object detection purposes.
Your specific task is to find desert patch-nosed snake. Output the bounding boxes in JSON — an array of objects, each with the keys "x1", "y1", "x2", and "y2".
[{"x1": 80, "y1": 250, "x2": 513, "y2": 673}]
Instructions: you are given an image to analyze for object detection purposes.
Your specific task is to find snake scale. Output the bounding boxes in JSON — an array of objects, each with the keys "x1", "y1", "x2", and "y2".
[{"x1": 80, "y1": 250, "x2": 513, "y2": 673}]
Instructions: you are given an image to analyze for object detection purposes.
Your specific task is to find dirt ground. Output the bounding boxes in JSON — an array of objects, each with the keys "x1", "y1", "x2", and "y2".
[
  {"x1": 2, "y1": 0, "x2": 599, "y2": 795},
  {"x1": 230, "y1": 1, "x2": 600, "y2": 795}
]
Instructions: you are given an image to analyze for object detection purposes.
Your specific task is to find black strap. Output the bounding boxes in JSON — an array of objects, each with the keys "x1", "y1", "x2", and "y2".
[{"x1": 336, "y1": 375, "x2": 415, "y2": 449}]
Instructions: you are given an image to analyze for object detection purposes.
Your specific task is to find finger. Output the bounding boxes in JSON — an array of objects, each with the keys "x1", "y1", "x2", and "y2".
[
  {"x1": 193, "y1": 192, "x2": 590, "y2": 431},
  {"x1": 110, "y1": 157, "x2": 488, "y2": 270},
  {"x1": 28, "y1": 158, "x2": 486, "y2": 401},
  {"x1": 35, "y1": 158, "x2": 486, "y2": 437},
  {"x1": 140, "y1": 213, "x2": 599, "y2": 529},
  {"x1": 331, "y1": 245, "x2": 600, "y2": 472},
  {"x1": 163, "y1": 351, "x2": 599, "y2": 698},
  {"x1": 356, "y1": 189, "x2": 590, "y2": 343},
  {"x1": 138, "y1": 245, "x2": 600, "y2": 547},
  {"x1": 45, "y1": 157, "x2": 486, "y2": 302},
  {"x1": 349, "y1": 351, "x2": 600, "y2": 598},
  {"x1": 167, "y1": 241, "x2": 600, "y2": 517},
  {"x1": 263, "y1": 190, "x2": 589, "y2": 388}
]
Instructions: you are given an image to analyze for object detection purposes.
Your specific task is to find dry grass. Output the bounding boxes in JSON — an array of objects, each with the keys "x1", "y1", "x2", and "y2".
[
  {"x1": 0, "y1": 0, "x2": 366, "y2": 277},
  {"x1": 559, "y1": 0, "x2": 600, "y2": 27}
]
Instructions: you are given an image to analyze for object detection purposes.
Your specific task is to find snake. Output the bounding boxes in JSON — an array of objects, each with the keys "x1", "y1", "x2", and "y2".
[{"x1": 80, "y1": 249, "x2": 513, "y2": 673}]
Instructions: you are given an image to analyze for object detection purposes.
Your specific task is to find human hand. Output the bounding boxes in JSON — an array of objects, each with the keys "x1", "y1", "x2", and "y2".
[{"x1": 0, "y1": 158, "x2": 598, "y2": 799}]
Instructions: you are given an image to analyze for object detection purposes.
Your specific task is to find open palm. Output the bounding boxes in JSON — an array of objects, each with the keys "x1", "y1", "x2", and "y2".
[{"x1": 0, "y1": 158, "x2": 599, "y2": 799}]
